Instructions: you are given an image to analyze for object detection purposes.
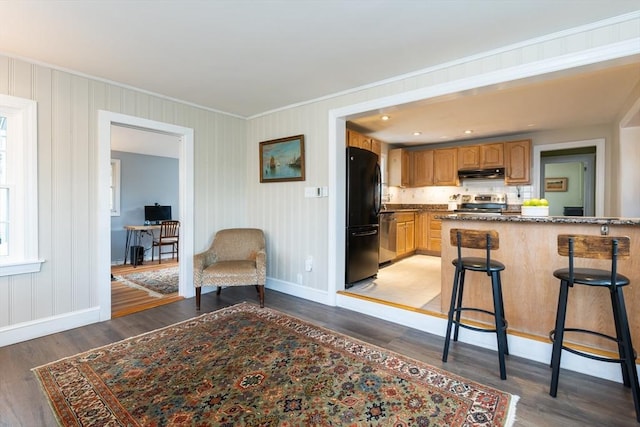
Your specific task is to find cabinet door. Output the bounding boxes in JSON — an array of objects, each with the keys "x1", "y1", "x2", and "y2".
[
  {"x1": 406, "y1": 220, "x2": 415, "y2": 252},
  {"x1": 370, "y1": 138, "x2": 381, "y2": 157},
  {"x1": 428, "y1": 213, "x2": 442, "y2": 254},
  {"x1": 412, "y1": 149, "x2": 434, "y2": 187},
  {"x1": 415, "y1": 212, "x2": 429, "y2": 250},
  {"x1": 458, "y1": 146, "x2": 480, "y2": 170},
  {"x1": 480, "y1": 143, "x2": 504, "y2": 167},
  {"x1": 433, "y1": 148, "x2": 458, "y2": 186},
  {"x1": 396, "y1": 222, "x2": 407, "y2": 255},
  {"x1": 505, "y1": 140, "x2": 531, "y2": 184}
]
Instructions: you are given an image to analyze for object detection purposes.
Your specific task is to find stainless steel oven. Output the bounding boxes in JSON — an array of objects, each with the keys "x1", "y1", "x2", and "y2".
[
  {"x1": 379, "y1": 212, "x2": 396, "y2": 264},
  {"x1": 454, "y1": 193, "x2": 507, "y2": 215}
]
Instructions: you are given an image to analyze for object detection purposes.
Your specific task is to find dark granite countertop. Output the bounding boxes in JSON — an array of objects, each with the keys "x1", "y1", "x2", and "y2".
[
  {"x1": 437, "y1": 214, "x2": 640, "y2": 226},
  {"x1": 381, "y1": 204, "x2": 449, "y2": 213}
]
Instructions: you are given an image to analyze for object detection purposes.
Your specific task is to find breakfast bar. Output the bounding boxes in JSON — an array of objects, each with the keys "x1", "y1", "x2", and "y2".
[{"x1": 439, "y1": 214, "x2": 640, "y2": 356}]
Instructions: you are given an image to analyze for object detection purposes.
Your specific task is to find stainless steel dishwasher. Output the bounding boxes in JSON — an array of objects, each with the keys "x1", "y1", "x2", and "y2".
[{"x1": 378, "y1": 212, "x2": 396, "y2": 264}]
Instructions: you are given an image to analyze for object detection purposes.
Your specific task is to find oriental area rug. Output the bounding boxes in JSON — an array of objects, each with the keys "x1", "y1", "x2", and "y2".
[
  {"x1": 116, "y1": 266, "x2": 179, "y2": 296},
  {"x1": 33, "y1": 303, "x2": 518, "y2": 426}
]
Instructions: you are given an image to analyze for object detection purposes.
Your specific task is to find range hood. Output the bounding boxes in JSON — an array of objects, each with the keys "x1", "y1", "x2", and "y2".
[{"x1": 458, "y1": 167, "x2": 505, "y2": 180}]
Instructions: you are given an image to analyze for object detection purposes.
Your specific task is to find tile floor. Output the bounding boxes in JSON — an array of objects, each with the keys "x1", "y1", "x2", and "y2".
[{"x1": 345, "y1": 255, "x2": 443, "y2": 312}]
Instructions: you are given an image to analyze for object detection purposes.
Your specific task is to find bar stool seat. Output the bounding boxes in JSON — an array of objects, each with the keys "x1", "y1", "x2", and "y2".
[
  {"x1": 442, "y1": 228, "x2": 509, "y2": 380},
  {"x1": 549, "y1": 234, "x2": 639, "y2": 423}
]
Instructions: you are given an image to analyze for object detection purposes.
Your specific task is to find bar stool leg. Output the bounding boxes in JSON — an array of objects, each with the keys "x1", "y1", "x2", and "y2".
[
  {"x1": 495, "y1": 272, "x2": 509, "y2": 356},
  {"x1": 491, "y1": 271, "x2": 507, "y2": 380},
  {"x1": 443, "y1": 266, "x2": 462, "y2": 363},
  {"x1": 550, "y1": 279, "x2": 570, "y2": 397},
  {"x1": 612, "y1": 288, "x2": 640, "y2": 422},
  {"x1": 453, "y1": 269, "x2": 466, "y2": 341}
]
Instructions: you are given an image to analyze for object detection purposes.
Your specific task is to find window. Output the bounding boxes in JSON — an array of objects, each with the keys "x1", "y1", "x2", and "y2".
[
  {"x1": 0, "y1": 94, "x2": 42, "y2": 276},
  {"x1": 110, "y1": 159, "x2": 121, "y2": 216}
]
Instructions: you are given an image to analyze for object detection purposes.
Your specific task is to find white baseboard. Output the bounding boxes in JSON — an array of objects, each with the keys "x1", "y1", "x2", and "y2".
[
  {"x1": 266, "y1": 277, "x2": 331, "y2": 305},
  {"x1": 0, "y1": 307, "x2": 101, "y2": 347}
]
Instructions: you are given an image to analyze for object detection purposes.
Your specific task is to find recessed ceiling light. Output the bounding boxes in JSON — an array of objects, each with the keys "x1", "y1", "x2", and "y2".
[
  {"x1": 381, "y1": 115, "x2": 390, "y2": 121},
  {"x1": 413, "y1": 131, "x2": 422, "y2": 136},
  {"x1": 464, "y1": 130, "x2": 473, "y2": 134}
]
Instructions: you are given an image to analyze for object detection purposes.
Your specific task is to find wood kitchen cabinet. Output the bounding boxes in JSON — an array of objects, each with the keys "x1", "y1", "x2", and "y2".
[
  {"x1": 395, "y1": 211, "x2": 415, "y2": 259},
  {"x1": 389, "y1": 148, "x2": 411, "y2": 187},
  {"x1": 458, "y1": 143, "x2": 504, "y2": 169},
  {"x1": 504, "y1": 139, "x2": 531, "y2": 184},
  {"x1": 411, "y1": 149, "x2": 434, "y2": 187},
  {"x1": 346, "y1": 130, "x2": 381, "y2": 157},
  {"x1": 415, "y1": 212, "x2": 429, "y2": 250},
  {"x1": 416, "y1": 211, "x2": 442, "y2": 256},
  {"x1": 433, "y1": 148, "x2": 458, "y2": 186}
]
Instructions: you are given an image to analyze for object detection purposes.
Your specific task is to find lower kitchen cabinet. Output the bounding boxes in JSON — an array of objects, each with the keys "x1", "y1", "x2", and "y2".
[
  {"x1": 416, "y1": 211, "x2": 442, "y2": 256},
  {"x1": 395, "y1": 212, "x2": 415, "y2": 259}
]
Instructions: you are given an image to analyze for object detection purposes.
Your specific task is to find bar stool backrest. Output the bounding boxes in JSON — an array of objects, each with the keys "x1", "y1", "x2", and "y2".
[
  {"x1": 450, "y1": 228, "x2": 499, "y2": 276},
  {"x1": 557, "y1": 234, "x2": 630, "y2": 286}
]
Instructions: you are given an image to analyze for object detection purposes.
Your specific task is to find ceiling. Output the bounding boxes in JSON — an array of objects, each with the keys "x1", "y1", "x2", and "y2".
[{"x1": 0, "y1": 1, "x2": 638, "y2": 145}]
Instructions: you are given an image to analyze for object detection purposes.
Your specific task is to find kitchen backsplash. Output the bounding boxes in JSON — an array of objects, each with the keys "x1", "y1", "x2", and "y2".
[{"x1": 385, "y1": 182, "x2": 534, "y2": 205}]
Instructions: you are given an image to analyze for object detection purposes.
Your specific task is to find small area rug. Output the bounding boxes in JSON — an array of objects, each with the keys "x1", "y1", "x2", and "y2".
[
  {"x1": 33, "y1": 303, "x2": 518, "y2": 426},
  {"x1": 116, "y1": 266, "x2": 178, "y2": 296}
]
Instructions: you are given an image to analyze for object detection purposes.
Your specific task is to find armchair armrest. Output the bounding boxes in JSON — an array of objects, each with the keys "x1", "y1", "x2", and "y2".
[
  {"x1": 255, "y1": 249, "x2": 267, "y2": 285},
  {"x1": 193, "y1": 249, "x2": 217, "y2": 287}
]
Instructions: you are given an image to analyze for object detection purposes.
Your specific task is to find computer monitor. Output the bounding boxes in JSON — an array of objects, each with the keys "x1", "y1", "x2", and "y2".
[{"x1": 144, "y1": 205, "x2": 172, "y2": 224}]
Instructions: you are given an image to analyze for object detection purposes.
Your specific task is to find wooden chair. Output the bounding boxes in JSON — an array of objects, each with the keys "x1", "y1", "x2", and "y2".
[
  {"x1": 550, "y1": 234, "x2": 639, "y2": 422},
  {"x1": 193, "y1": 228, "x2": 266, "y2": 309},
  {"x1": 152, "y1": 220, "x2": 180, "y2": 264}
]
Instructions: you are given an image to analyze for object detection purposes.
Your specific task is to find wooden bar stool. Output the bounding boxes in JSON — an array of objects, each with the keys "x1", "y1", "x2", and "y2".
[
  {"x1": 442, "y1": 228, "x2": 509, "y2": 380},
  {"x1": 550, "y1": 234, "x2": 640, "y2": 423}
]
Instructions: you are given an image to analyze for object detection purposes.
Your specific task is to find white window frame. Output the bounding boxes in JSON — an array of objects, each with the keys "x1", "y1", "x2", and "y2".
[
  {"x1": 0, "y1": 94, "x2": 43, "y2": 276},
  {"x1": 110, "y1": 159, "x2": 121, "y2": 216}
]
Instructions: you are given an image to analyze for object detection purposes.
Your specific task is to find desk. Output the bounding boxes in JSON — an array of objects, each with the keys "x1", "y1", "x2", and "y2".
[{"x1": 123, "y1": 225, "x2": 161, "y2": 266}]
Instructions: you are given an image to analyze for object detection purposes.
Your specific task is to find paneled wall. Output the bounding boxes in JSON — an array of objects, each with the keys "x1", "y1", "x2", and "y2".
[
  {"x1": 0, "y1": 11, "x2": 637, "y2": 344},
  {"x1": 0, "y1": 56, "x2": 247, "y2": 335}
]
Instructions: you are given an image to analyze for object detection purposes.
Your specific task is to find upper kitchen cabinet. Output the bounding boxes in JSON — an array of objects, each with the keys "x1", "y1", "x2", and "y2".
[
  {"x1": 481, "y1": 143, "x2": 504, "y2": 167},
  {"x1": 458, "y1": 143, "x2": 504, "y2": 169},
  {"x1": 389, "y1": 148, "x2": 411, "y2": 187},
  {"x1": 412, "y1": 149, "x2": 434, "y2": 187},
  {"x1": 433, "y1": 148, "x2": 458, "y2": 186},
  {"x1": 346, "y1": 129, "x2": 381, "y2": 158},
  {"x1": 504, "y1": 139, "x2": 531, "y2": 184},
  {"x1": 458, "y1": 145, "x2": 480, "y2": 170}
]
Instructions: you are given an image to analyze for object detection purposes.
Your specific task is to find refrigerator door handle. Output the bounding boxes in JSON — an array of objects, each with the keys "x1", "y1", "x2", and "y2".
[
  {"x1": 351, "y1": 229, "x2": 378, "y2": 237},
  {"x1": 374, "y1": 163, "x2": 382, "y2": 215}
]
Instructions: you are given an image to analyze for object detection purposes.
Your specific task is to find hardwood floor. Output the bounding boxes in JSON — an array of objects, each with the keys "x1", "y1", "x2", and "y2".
[
  {"x1": 1, "y1": 287, "x2": 638, "y2": 426},
  {"x1": 111, "y1": 259, "x2": 183, "y2": 318}
]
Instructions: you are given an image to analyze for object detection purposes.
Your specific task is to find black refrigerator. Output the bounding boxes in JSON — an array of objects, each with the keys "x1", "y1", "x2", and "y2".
[{"x1": 346, "y1": 146, "x2": 381, "y2": 286}]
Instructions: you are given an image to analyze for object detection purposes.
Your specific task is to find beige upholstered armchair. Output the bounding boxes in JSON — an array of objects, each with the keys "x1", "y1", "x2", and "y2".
[{"x1": 193, "y1": 228, "x2": 266, "y2": 309}]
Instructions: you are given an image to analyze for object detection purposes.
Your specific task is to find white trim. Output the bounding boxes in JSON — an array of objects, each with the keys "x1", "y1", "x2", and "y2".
[
  {"x1": 0, "y1": 307, "x2": 101, "y2": 347},
  {"x1": 533, "y1": 139, "x2": 605, "y2": 217},
  {"x1": 110, "y1": 159, "x2": 121, "y2": 216},
  {"x1": 0, "y1": 93, "x2": 44, "y2": 276},
  {"x1": 98, "y1": 111, "x2": 194, "y2": 321},
  {"x1": 266, "y1": 277, "x2": 331, "y2": 306}
]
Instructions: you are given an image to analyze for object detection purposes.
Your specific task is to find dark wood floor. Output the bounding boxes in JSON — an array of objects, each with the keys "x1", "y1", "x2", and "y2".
[{"x1": 1, "y1": 287, "x2": 638, "y2": 426}]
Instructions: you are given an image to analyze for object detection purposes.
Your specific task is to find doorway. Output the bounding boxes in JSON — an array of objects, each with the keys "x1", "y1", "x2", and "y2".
[
  {"x1": 541, "y1": 150, "x2": 596, "y2": 216},
  {"x1": 97, "y1": 111, "x2": 194, "y2": 321}
]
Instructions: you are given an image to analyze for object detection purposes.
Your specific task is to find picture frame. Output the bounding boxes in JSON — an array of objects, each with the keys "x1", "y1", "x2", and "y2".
[
  {"x1": 259, "y1": 134, "x2": 305, "y2": 183},
  {"x1": 544, "y1": 177, "x2": 568, "y2": 192}
]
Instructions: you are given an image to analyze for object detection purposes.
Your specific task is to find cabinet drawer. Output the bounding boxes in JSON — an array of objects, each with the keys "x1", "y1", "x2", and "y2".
[{"x1": 396, "y1": 212, "x2": 415, "y2": 222}]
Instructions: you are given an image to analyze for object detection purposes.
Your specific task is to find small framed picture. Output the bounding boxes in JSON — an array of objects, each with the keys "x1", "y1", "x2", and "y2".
[
  {"x1": 544, "y1": 177, "x2": 568, "y2": 192},
  {"x1": 259, "y1": 135, "x2": 305, "y2": 183}
]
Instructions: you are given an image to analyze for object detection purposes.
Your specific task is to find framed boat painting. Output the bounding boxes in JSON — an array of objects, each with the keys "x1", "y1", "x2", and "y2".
[{"x1": 259, "y1": 134, "x2": 306, "y2": 183}]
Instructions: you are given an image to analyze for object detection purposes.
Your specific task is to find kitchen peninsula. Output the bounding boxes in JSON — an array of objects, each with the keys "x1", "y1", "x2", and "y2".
[{"x1": 439, "y1": 214, "x2": 640, "y2": 356}]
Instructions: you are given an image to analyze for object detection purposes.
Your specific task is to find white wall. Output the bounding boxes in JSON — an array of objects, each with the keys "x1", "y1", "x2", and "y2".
[
  {"x1": 620, "y1": 126, "x2": 640, "y2": 217},
  {"x1": 0, "y1": 56, "x2": 247, "y2": 344}
]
